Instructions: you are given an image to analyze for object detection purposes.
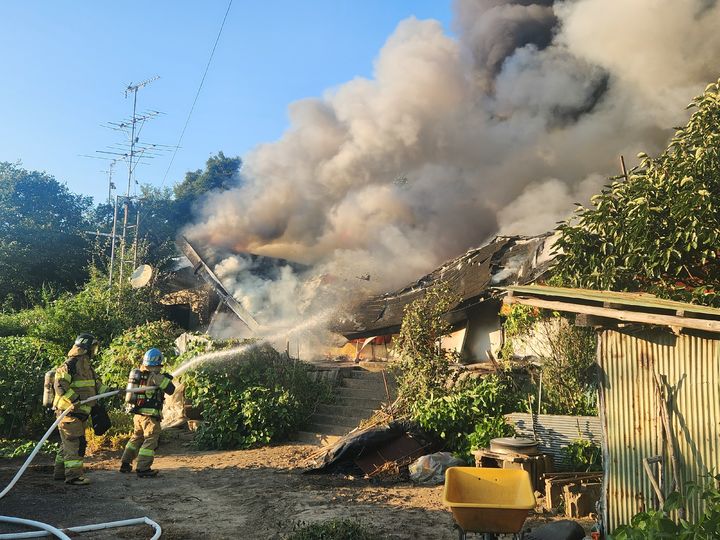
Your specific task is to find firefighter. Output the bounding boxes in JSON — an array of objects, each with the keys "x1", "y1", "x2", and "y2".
[
  {"x1": 120, "y1": 348, "x2": 175, "y2": 477},
  {"x1": 53, "y1": 333, "x2": 108, "y2": 485}
]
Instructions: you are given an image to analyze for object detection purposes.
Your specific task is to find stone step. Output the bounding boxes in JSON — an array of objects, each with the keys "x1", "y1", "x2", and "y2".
[
  {"x1": 294, "y1": 431, "x2": 342, "y2": 446},
  {"x1": 316, "y1": 404, "x2": 377, "y2": 418},
  {"x1": 336, "y1": 387, "x2": 387, "y2": 401},
  {"x1": 345, "y1": 369, "x2": 388, "y2": 379},
  {"x1": 309, "y1": 413, "x2": 362, "y2": 429},
  {"x1": 336, "y1": 395, "x2": 386, "y2": 409},
  {"x1": 305, "y1": 422, "x2": 351, "y2": 436},
  {"x1": 340, "y1": 377, "x2": 391, "y2": 391}
]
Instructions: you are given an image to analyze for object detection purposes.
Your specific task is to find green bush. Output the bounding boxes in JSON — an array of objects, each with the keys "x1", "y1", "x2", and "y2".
[
  {"x1": 183, "y1": 343, "x2": 332, "y2": 450},
  {"x1": 0, "y1": 337, "x2": 64, "y2": 437},
  {"x1": 0, "y1": 438, "x2": 61, "y2": 459},
  {"x1": 0, "y1": 311, "x2": 32, "y2": 337},
  {"x1": 500, "y1": 305, "x2": 598, "y2": 416},
  {"x1": 85, "y1": 409, "x2": 135, "y2": 452},
  {"x1": 96, "y1": 320, "x2": 181, "y2": 392},
  {"x1": 561, "y1": 439, "x2": 602, "y2": 472},
  {"x1": 288, "y1": 519, "x2": 378, "y2": 540},
  {"x1": 466, "y1": 416, "x2": 516, "y2": 453},
  {"x1": 611, "y1": 477, "x2": 720, "y2": 539},
  {"x1": 27, "y1": 268, "x2": 162, "y2": 347},
  {"x1": 410, "y1": 376, "x2": 517, "y2": 462}
]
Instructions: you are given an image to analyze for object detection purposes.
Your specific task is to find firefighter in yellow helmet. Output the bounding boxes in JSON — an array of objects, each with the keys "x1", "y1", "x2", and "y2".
[
  {"x1": 53, "y1": 333, "x2": 108, "y2": 485},
  {"x1": 120, "y1": 348, "x2": 175, "y2": 477}
]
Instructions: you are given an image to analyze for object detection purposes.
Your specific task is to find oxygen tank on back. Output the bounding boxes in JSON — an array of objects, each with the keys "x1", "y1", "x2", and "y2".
[
  {"x1": 125, "y1": 368, "x2": 143, "y2": 404},
  {"x1": 43, "y1": 369, "x2": 56, "y2": 408}
]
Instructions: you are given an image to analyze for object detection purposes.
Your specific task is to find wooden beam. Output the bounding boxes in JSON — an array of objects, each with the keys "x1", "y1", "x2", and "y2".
[
  {"x1": 575, "y1": 313, "x2": 617, "y2": 328},
  {"x1": 505, "y1": 295, "x2": 720, "y2": 333}
]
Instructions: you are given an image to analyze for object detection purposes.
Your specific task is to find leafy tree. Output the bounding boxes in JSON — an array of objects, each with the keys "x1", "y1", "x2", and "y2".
[
  {"x1": 27, "y1": 267, "x2": 161, "y2": 347},
  {"x1": 90, "y1": 152, "x2": 242, "y2": 269},
  {"x1": 0, "y1": 162, "x2": 91, "y2": 309},
  {"x1": 554, "y1": 80, "x2": 720, "y2": 305},
  {"x1": 173, "y1": 151, "x2": 242, "y2": 212}
]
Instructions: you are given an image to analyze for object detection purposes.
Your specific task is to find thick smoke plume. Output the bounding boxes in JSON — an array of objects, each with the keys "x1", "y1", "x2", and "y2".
[{"x1": 187, "y1": 0, "x2": 720, "y2": 336}]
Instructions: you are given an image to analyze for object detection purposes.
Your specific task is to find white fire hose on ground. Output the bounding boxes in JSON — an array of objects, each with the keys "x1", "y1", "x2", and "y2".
[{"x1": 0, "y1": 387, "x2": 163, "y2": 539}]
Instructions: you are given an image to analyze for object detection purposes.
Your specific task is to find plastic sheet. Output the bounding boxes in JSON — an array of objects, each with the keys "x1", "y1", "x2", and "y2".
[{"x1": 409, "y1": 452, "x2": 465, "y2": 485}]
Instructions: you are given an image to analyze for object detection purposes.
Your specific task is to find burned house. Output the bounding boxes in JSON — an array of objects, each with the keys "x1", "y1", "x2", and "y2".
[
  {"x1": 334, "y1": 234, "x2": 556, "y2": 363},
  {"x1": 158, "y1": 236, "x2": 306, "y2": 335}
]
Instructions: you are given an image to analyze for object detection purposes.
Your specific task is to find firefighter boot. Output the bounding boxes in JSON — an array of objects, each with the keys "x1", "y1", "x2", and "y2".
[
  {"x1": 137, "y1": 468, "x2": 159, "y2": 478},
  {"x1": 120, "y1": 462, "x2": 132, "y2": 473}
]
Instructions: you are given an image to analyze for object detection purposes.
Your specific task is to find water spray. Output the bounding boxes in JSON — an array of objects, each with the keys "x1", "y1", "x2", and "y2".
[{"x1": 171, "y1": 306, "x2": 338, "y2": 377}]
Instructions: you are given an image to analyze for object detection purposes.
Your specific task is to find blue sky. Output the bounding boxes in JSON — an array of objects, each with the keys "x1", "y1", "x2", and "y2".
[{"x1": 0, "y1": 1, "x2": 452, "y2": 201}]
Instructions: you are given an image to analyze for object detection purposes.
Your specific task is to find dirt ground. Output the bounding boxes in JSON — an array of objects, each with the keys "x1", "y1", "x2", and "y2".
[{"x1": 0, "y1": 436, "x2": 591, "y2": 539}]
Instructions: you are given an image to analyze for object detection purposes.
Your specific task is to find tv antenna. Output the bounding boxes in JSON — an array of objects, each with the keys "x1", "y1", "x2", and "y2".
[{"x1": 83, "y1": 76, "x2": 172, "y2": 293}]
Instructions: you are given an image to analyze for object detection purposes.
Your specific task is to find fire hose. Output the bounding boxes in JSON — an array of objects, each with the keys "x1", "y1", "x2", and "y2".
[{"x1": 0, "y1": 387, "x2": 163, "y2": 539}]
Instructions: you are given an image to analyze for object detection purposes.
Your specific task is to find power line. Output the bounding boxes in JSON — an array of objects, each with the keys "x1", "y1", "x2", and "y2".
[{"x1": 160, "y1": 0, "x2": 233, "y2": 187}]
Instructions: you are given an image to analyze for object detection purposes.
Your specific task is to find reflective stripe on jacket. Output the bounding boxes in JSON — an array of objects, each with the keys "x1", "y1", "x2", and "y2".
[
  {"x1": 134, "y1": 369, "x2": 175, "y2": 418},
  {"x1": 53, "y1": 352, "x2": 104, "y2": 416}
]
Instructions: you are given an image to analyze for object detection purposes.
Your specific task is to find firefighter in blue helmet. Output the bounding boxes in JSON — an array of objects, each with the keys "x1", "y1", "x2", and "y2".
[{"x1": 120, "y1": 348, "x2": 175, "y2": 477}]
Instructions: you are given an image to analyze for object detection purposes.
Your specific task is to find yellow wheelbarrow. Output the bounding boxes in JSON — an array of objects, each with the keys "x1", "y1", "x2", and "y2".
[{"x1": 442, "y1": 467, "x2": 536, "y2": 540}]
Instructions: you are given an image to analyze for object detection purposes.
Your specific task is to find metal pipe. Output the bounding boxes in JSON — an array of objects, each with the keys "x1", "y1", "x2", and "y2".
[
  {"x1": 0, "y1": 517, "x2": 162, "y2": 540},
  {"x1": 0, "y1": 517, "x2": 70, "y2": 540}
]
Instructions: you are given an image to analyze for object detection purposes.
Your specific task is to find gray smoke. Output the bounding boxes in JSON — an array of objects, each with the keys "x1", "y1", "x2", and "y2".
[{"x1": 187, "y1": 0, "x2": 720, "y2": 316}]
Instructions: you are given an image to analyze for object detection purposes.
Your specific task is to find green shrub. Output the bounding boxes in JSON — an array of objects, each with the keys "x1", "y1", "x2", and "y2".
[
  {"x1": 500, "y1": 306, "x2": 598, "y2": 416},
  {"x1": 0, "y1": 438, "x2": 61, "y2": 459},
  {"x1": 0, "y1": 311, "x2": 32, "y2": 337},
  {"x1": 561, "y1": 439, "x2": 602, "y2": 472},
  {"x1": 85, "y1": 409, "x2": 135, "y2": 452},
  {"x1": 183, "y1": 343, "x2": 332, "y2": 450},
  {"x1": 27, "y1": 268, "x2": 162, "y2": 347},
  {"x1": 288, "y1": 519, "x2": 378, "y2": 540},
  {"x1": 0, "y1": 337, "x2": 64, "y2": 437},
  {"x1": 466, "y1": 416, "x2": 516, "y2": 453},
  {"x1": 410, "y1": 376, "x2": 517, "y2": 461},
  {"x1": 611, "y1": 477, "x2": 720, "y2": 539},
  {"x1": 97, "y1": 320, "x2": 181, "y2": 393}
]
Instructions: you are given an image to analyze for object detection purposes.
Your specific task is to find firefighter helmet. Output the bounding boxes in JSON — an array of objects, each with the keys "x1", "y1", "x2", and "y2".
[
  {"x1": 142, "y1": 348, "x2": 163, "y2": 367},
  {"x1": 74, "y1": 333, "x2": 99, "y2": 356}
]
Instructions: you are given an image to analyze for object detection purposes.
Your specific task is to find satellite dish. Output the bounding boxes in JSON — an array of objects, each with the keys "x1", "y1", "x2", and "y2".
[{"x1": 130, "y1": 264, "x2": 154, "y2": 288}]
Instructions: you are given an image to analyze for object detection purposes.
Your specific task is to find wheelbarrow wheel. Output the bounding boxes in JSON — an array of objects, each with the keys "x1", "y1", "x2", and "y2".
[{"x1": 453, "y1": 524, "x2": 466, "y2": 540}]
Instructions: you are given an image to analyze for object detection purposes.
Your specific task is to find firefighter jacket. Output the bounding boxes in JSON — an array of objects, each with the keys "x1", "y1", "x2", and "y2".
[
  {"x1": 132, "y1": 368, "x2": 175, "y2": 419},
  {"x1": 53, "y1": 345, "x2": 109, "y2": 418}
]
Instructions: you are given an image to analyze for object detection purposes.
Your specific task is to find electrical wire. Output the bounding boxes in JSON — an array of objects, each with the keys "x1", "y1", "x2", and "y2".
[{"x1": 160, "y1": 0, "x2": 233, "y2": 187}]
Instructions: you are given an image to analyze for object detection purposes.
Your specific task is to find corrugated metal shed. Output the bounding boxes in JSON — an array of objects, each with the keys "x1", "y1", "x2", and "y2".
[
  {"x1": 506, "y1": 413, "x2": 602, "y2": 468},
  {"x1": 506, "y1": 285, "x2": 720, "y2": 533},
  {"x1": 599, "y1": 329, "x2": 720, "y2": 531}
]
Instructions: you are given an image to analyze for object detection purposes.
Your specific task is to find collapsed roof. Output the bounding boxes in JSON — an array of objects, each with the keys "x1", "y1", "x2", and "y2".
[{"x1": 336, "y1": 234, "x2": 556, "y2": 339}]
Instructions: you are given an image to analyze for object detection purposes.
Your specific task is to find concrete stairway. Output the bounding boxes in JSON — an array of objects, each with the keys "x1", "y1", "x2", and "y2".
[{"x1": 295, "y1": 367, "x2": 393, "y2": 446}]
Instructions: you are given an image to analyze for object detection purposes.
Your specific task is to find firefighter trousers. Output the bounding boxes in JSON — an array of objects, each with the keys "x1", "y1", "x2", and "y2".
[
  {"x1": 121, "y1": 414, "x2": 160, "y2": 472},
  {"x1": 54, "y1": 416, "x2": 87, "y2": 482}
]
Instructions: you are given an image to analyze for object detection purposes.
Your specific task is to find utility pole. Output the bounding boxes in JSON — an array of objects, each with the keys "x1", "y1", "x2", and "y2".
[
  {"x1": 83, "y1": 76, "x2": 172, "y2": 294},
  {"x1": 117, "y1": 76, "x2": 160, "y2": 293}
]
